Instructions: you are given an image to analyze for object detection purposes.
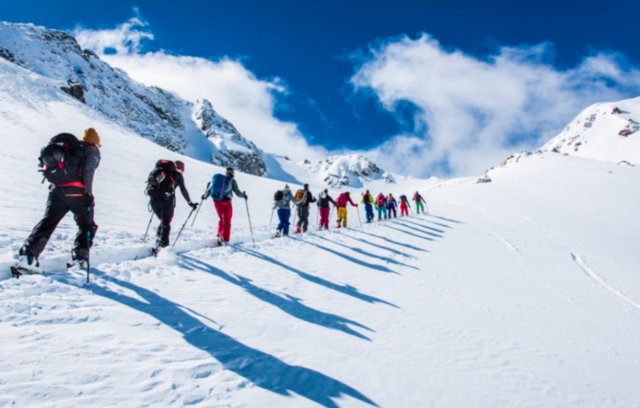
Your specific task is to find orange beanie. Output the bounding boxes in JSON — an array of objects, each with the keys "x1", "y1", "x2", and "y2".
[{"x1": 83, "y1": 128, "x2": 101, "y2": 145}]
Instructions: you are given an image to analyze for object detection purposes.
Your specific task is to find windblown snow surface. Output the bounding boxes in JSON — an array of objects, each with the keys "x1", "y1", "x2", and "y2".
[{"x1": 1, "y1": 58, "x2": 640, "y2": 407}]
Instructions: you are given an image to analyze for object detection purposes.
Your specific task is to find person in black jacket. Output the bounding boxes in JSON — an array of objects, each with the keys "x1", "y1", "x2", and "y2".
[
  {"x1": 149, "y1": 160, "x2": 197, "y2": 249},
  {"x1": 18, "y1": 128, "x2": 101, "y2": 268},
  {"x1": 317, "y1": 189, "x2": 336, "y2": 230}
]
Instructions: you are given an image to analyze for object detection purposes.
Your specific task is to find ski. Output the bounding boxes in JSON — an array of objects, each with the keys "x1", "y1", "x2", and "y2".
[{"x1": 10, "y1": 263, "x2": 43, "y2": 279}]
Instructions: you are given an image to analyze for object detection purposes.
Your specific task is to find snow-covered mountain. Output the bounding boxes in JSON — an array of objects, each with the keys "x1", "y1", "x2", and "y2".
[
  {"x1": 0, "y1": 21, "x2": 268, "y2": 175},
  {"x1": 1, "y1": 19, "x2": 640, "y2": 408},
  {"x1": 481, "y1": 96, "x2": 640, "y2": 182},
  {"x1": 540, "y1": 97, "x2": 640, "y2": 164},
  {"x1": 299, "y1": 154, "x2": 395, "y2": 188},
  {"x1": 193, "y1": 99, "x2": 266, "y2": 176}
]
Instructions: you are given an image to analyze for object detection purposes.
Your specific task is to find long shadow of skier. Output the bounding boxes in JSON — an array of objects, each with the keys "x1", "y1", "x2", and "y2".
[
  {"x1": 381, "y1": 224, "x2": 436, "y2": 242},
  {"x1": 87, "y1": 272, "x2": 378, "y2": 408},
  {"x1": 391, "y1": 220, "x2": 444, "y2": 239},
  {"x1": 179, "y1": 255, "x2": 374, "y2": 341},
  {"x1": 313, "y1": 236, "x2": 419, "y2": 271},
  {"x1": 349, "y1": 229, "x2": 428, "y2": 253},
  {"x1": 237, "y1": 246, "x2": 398, "y2": 308},
  {"x1": 396, "y1": 218, "x2": 447, "y2": 235},
  {"x1": 428, "y1": 214, "x2": 464, "y2": 224},
  {"x1": 338, "y1": 233, "x2": 416, "y2": 260},
  {"x1": 297, "y1": 239, "x2": 400, "y2": 275}
]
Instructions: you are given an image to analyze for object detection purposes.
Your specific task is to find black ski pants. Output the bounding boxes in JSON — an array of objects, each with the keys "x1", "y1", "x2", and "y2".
[
  {"x1": 150, "y1": 197, "x2": 175, "y2": 248},
  {"x1": 297, "y1": 206, "x2": 310, "y2": 232},
  {"x1": 24, "y1": 186, "x2": 96, "y2": 260}
]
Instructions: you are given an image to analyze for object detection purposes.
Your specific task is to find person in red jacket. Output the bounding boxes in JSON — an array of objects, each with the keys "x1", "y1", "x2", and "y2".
[
  {"x1": 335, "y1": 191, "x2": 358, "y2": 228},
  {"x1": 399, "y1": 194, "x2": 411, "y2": 216}
]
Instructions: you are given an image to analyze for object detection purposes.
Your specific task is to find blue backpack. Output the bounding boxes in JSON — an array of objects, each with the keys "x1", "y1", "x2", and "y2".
[{"x1": 210, "y1": 174, "x2": 231, "y2": 202}]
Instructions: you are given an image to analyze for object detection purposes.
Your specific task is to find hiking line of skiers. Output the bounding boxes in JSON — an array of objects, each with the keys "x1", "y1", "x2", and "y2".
[
  {"x1": 272, "y1": 185, "x2": 427, "y2": 238},
  {"x1": 14, "y1": 128, "x2": 427, "y2": 276}
]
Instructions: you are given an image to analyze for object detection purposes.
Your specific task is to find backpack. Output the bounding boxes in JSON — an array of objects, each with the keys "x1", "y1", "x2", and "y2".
[
  {"x1": 274, "y1": 190, "x2": 284, "y2": 201},
  {"x1": 376, "y1": 195, "x2": 386, "y2": 206},
  {"x1": 145, "y1": 160, "x2": 177, "y2": 199},
  {"x1": 400, "y1": 195, "x2": 407, "y2": 202},
  {"x1": 39, "y1": 133, "x2": 85, "y2": 185},
  {"x1": 294, "y1": 189, "x2": 305, "y2": 201},
  {"x1": 210, "y1": 173, "x2": 231, "y2": 202}
]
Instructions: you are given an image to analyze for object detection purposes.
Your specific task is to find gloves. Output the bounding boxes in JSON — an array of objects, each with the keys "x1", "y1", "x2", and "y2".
[
  {"x1": 243, "y1": 191, "x2": 248, "y2": 200},
  {"x1": 83, "y1": 192, "x2": 94, "y2": 206},
  {"x1": 188, "y1": 202, "x2": 198, "y2": 210},
  {"x1": 201, "y1": 192, "x2": 210, "y2": 200}
]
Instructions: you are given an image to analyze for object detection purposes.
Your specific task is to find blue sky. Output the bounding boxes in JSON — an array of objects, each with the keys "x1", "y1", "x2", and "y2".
[{"x1": 3, "y1": 0, "x2": 640, "y2": 176}]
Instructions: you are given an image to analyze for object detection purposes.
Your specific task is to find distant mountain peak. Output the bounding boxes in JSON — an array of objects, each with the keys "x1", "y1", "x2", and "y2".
[
  {"x1": 299, "y1": 154, "x2": 395, "y2": 188},
  {"x1": 193, "y1": 99, "x2": 266, "y2": 176}
]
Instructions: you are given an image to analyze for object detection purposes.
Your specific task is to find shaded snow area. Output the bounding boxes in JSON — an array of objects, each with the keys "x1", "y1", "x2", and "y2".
[{"x1": 1, "y1": 22, "x2": 640, "y2": 408}]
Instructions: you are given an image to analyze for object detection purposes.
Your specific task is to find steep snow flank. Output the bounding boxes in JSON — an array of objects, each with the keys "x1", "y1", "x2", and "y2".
[
  {"x1": 299, "y1": 154, "x2": 395, "y2": 188},
  {"x1": 193, "y1": 99, "x2": 266, "y2": 176},
  {"x1": 541, "y1": 96, "x2": 640, "y2": 164},
  {"x1": 0, "y1": 22, "x2": 269, "y2": 174}
]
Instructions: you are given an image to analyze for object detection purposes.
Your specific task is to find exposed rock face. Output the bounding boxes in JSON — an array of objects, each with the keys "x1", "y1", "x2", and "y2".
[
  {"x1": 193, "y1": 99, "x2": 266, "y2": 176},
  {"x1": 0, "y1": 22, "x2": 192, "y2": 152},
  {"x1": 300, "y1": 154, "x2": 395, "y2": 188},
  {"x1": 60, "y1": 79, "x2": 85, "y2": 103}
]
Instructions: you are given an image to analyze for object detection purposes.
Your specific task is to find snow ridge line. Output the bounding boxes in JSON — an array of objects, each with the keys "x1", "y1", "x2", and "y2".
[{"x1": 570, "y1": 253, "x2": 640, "y2": 311}]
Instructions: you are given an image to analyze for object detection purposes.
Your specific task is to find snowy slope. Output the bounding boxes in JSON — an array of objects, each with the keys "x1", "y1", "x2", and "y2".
[
  {"x1": 541, "y1": 96, "x2": 640, "y2": 164},
  {"x1": 0, "y1": 21, "x2": 267, "y2": 175},
  {"x1": 1, "y1": 24, "x2": 640, "y2": 407}
]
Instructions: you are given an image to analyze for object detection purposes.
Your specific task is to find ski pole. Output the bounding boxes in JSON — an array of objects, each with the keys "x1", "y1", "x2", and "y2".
[
  {"x1": 269, "y1": 208, "x2": 275, "y2": 227},
  {"x1": 245, "y1": 198, "x2": 256, "y2": 247},
  {"x1": 356, "y1": 206, "x2": 363, "y2": 227},
  {"x1": 191, "y1": 181, "x2": 211, "y2": 227},
  {"x1": 143, "y1": 210, "x2": 154, "y2": 242},
  {"x1": 173, "y1": 207, "x2": 196, "y2": 247}
]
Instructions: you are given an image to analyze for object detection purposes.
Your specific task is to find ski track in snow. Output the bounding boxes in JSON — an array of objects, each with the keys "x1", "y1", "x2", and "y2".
[{"x1": 570, "y1": 253, "x2": 640, "y2": 311}]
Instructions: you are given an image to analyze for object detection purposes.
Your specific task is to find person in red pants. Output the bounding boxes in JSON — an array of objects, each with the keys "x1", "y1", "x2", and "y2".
[
  {"x1": 399, "y1": 194, "x2": 411, "y2": 216},
  {"x1": 206, "y1": 167, "x2": 247, "y2": 246}
]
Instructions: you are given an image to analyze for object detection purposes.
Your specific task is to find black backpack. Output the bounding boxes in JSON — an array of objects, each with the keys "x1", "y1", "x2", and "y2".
[
  {"x1": 274, "y1": 190, "x2": 284, "y2": 201},
  {"x1": 145, "y1": 160, "x2": 177, "y2": 199},
  {"x1": 39, "y1": 133, "x2": 85, "y2": 185}
]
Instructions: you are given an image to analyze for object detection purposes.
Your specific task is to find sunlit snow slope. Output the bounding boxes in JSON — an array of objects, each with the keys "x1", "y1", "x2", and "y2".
[{"x1": 1, "y1": 47, "x2": 640, "y2": 407}]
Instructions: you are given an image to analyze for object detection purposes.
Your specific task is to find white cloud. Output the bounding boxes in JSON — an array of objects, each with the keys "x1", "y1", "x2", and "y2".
[
  {"x1": 353, "y1": 34, "x2": 640, "y2": 176},
  {"x1": 75, "y1": 17, "x2": 153, "y2": 55},
  {"x1": 74, "y1": 19, "x2": 324, "y2": 161}
]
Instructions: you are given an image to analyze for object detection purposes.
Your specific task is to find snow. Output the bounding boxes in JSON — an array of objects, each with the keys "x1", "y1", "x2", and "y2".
[
  {"x1": 1, "y1": 21, "x2": 640, "y2": 408},
  {"x1": 541, "y1": 96, "x2": 640, "y2": 164}
]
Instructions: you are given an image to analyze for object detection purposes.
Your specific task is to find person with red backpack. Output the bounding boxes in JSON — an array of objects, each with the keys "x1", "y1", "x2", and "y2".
[
  {"x1": 16, "y1": 129, "x2": 101, "y2": 273},
  {"x1": 146, "y1": 160, "x2": 198, "y2": 250},
  {"x1": 205, "y1": 167, "x2": 247, "y2": 246},
  {"x1": 335, "y1": 191, "x2": 358, "y2": 228},
  {"x1": 375, "y1": 193, "x2": 387, "y2": 221},
  {"x1": 361, "y1": 190, "x2": 375, "y2": 223},
  {"x1": 399, "y1": 194, "x2": 411, "y2": 216}
]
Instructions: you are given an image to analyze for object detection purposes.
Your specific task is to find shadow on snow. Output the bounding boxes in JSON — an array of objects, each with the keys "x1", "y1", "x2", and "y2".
[
  {"x1": 179, "y1": 255, "x2": 374, "y2": 341},
  {"x1": 313, "y1": 236, "x2": 419, "y2": 271},
  {"x1": 237, "y1": 246, "x2": 398, "y2": 308},
  {"x1": 86, "y1": 271, "x2": 378, "y2": 408},
  {"x1": 296, "y1": 239, "x2": 400, "y2": 275}
]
